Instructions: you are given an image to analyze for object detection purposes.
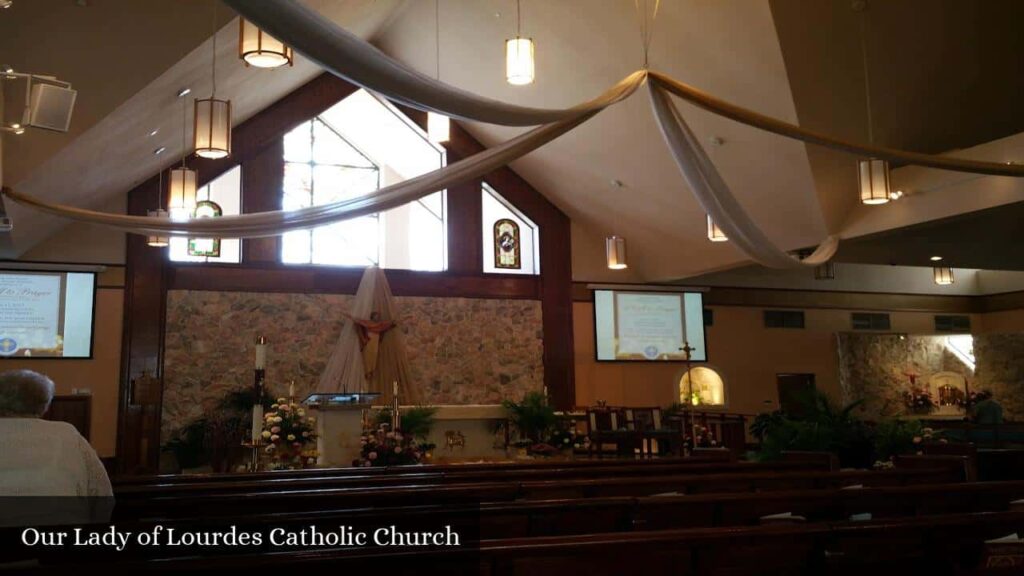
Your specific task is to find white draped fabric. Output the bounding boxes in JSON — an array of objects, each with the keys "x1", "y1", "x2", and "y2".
[
  {"x1": 647, "y1": 82, "x2": 838, "y2": 268},
  {"x1": 319, "y1": 267, "x2": 417, "y2": 403}
]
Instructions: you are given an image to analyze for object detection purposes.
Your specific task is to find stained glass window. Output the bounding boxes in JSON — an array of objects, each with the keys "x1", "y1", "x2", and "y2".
[
  {"x1": 493, "y1": 219, "x2": 521, "y2": 269},
  {"x1": 169, "y1": 166, "x2": 241, "y2": 263},
  {"x1": 482, "y1": 183, "x2": 538, "y2": 275},
  {"x1": 187, "y1": 200, "x2": 223, "y2": 257}
]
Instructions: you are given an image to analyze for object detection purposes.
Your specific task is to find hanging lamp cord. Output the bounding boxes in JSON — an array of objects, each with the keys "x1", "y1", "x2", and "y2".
[
  {"x1": 211, "y1": 0, "x2": 218, "y2": 97},
  {"x1": 634, "y1": 0, "x2": 661, "y2": 70},
  {"x1": 859, "y1": 4, "x2": 874, "y2": 145},
  {"x1": 435, "y1": 0, "x2": 441, "y2": 80}
]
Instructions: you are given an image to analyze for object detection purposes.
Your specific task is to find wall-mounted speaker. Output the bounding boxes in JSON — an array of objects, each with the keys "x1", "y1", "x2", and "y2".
[{"x1": 27, "y1": 82, "x2": 77, "y2": 132}]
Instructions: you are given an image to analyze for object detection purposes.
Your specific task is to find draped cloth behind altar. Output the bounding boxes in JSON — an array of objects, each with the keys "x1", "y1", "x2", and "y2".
[{"x1": 318, "y1": 266, "x2": 419, "y2": 404}]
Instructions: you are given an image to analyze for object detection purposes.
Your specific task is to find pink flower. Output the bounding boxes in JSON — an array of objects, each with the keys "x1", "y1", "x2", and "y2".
[
  {"x1": 271, "y1": 426, "x2": 281, "y2": 434},
  {"x1": 394, "y1": 447, "x2": 402, "y2": 454},
  {"x1": 368, "y1": 452, "x2": 377, "y2": 460}
]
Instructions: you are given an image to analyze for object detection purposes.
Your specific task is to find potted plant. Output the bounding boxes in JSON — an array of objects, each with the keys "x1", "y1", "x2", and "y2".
[{"x1": 502, "y1": 392, "x2": 557, "y2": 443}]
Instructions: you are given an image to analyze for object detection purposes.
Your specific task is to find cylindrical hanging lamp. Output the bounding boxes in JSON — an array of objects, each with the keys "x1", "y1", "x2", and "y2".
[
  {"x1": 706, "y1": 214, "x2": 728, "y2": 242},
  {"x1": 146, "y1": 209, "x2": 170, "y2": 247},
  {"x1": 195, "y1": 1, "x2": 232, "y2": 159},
  {"x1": 505, "y1": 0, "x2": 534, "y2": 85},
  {"x1": 239, "y1": 19, "x2": 293, "y2": 68},
  {"x1": 168, "y1": 167, "x2": 197, "y2": 219},
  {"x1": 933, "y1": 267, "x2": 954, "y2": 286},
  {"x1": 858, "y1": 158, "x2": 891, "y2": 205},
  {"x1": 194, "y1": 97, "x2": 232, "y2": 159},
  {"x1": 506, "y1": 38, "x2": 535, "y2": 85},
  {"x1": 606, "y1": 235, "x2": 627, "y2": 270}
]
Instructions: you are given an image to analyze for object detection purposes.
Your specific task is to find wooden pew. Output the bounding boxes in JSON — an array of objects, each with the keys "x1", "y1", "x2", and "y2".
[
  {"x1": 113, "y1": 466, "x2": 967, "y2": 521},
  {"x1": 100, "y1": 480, "x2": 1024, "y2": 546},
  {"x1": 112, "y1": 453, "x2": 737, "y2": 487},
  {"x1": 113, "y1": 460, "x2": 821, "y2": 499}
]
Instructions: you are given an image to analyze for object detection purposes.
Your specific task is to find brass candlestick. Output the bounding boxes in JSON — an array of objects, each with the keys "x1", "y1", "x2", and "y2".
[{"x1": 242, "y1": 437, "x2": 265, "y2": 472}]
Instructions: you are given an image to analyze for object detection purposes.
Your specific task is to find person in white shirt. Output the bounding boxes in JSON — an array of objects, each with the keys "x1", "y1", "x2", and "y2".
[{"x1": 0, "y1": 369, "x2": 112, "y2": 524}]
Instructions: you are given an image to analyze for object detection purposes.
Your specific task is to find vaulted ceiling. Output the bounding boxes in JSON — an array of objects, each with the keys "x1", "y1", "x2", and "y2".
[{"x1": 3, "y1": 0, "x2": 1023, "y2": 289}]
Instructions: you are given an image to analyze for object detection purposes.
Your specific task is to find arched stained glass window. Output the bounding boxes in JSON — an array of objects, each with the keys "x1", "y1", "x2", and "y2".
[
  {"x1": 482, "y1": 183, "x2": 538, "y2": 275},
  {"x1": 187, "y1": 199, "x2": 223, "y2": 257},
  {"x1": 169, "y1": 166, "x2": 240, "y2": 263},
  {"x1": 493, "y1": 218, "x2": 521, "y2": 269}
]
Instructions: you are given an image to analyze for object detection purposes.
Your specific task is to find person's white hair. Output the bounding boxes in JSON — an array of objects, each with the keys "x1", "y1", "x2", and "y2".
[{"x1": 0, "y1": 370, "x2": 55, "y2": 417}]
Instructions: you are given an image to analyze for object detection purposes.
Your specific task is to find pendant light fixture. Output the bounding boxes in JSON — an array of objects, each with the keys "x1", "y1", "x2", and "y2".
[
  {"x1": 933, "y1": 266, "x2": 954, "y2": 286},
  {"x1": 169, "y1": 88, "x2": 198, "y2": 219},
  {"x1": 706, "y1": 214, "x2": 728, "y2": 242},
  {"x1": 505, "y1": 0, "x2": 535, "y2": 85},
  {"x1": 195, "y1": 2, "x2": 232, "y2": 159},
  {"x1": 606, "y1": 235, "x2": 627, "y2": 270},
  {"x1": 238, "y1": 19, "x2": 293, "y2": 68},
  {"x1": 427, "y1": 0, "x2": 450, "y2": 143},
  {"x1": 855, "y1": 0, "x2": 890, "y2": 205},
  {"x1": 147, "y1": 171, "x2": 170, "y2": 248}
]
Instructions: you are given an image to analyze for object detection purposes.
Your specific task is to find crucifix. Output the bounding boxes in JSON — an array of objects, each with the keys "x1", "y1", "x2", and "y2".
[{"x1": 680, "y1": 341, "x2": 697, "y2": 455}]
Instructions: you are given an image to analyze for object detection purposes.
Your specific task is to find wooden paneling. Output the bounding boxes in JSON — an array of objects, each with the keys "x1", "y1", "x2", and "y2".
[
  {"x1": 44, "y1": 395, "x2": 92, "y2": 440},
  {"x1": 119, "y1": 73, "x2": 575, "y2": 472},
  {"x1": 169, "y1": 265, "x2": 540, "y2": 300},
  {"x1": 572, "y1": 282, "x2": 983, "y2": 313}
]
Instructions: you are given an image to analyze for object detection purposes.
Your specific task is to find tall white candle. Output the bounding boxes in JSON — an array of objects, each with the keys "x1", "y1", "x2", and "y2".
[
  {"x1": 255, "y1": 339, "x2": 267, "y2": 369},
  {"x1": 251, "y1": 404, "x2": 264, "y2": 442},
  {"x1": 288, "y1": 381, "x2": 296, "y2": 399},
  {"x1": 393, "y1": 381, "x2": 399, "y2": 396}
]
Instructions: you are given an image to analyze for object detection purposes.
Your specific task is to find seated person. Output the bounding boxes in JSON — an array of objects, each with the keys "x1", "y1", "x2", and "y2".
[
  {"x1": 971, "y1": 390, "x2": 1004, "y2": 425},
  {"x1": 0, "y1": 370, "x2": 112, "y2": 524}
]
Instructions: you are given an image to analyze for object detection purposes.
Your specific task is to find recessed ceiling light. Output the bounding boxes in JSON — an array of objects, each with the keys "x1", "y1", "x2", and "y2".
[
  {"x1": 930, "y1": 256, "x2": 943, "y2": 261},
  {"x1": 148, "y1": 128, "x2": 159, "y2": 137},
  {"x1": 153, "y1": 147, "x2": 167, "y2": 155},
  {"x1": 0, "y1": 1, "x2": 13, "y2": 9},
  {"x1": 176, "y1": 87, "x2": 191, "y2": 98}
]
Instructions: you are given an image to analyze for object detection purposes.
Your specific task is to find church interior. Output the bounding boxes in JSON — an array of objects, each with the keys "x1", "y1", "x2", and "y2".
[{"x1": 2, "y1": 0, "x2": 1024, "y2": 573}]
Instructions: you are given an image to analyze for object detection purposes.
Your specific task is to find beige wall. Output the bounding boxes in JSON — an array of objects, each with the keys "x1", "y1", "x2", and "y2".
[
  {"x1": 573, "y1": 301, "x2": 983, "y2": 416},
  {"x1": 2, "y1": 286, "x2": 123, "y2": 457},
  {"x1": 977, "y1": 309, "x2": 1024, "y2": 333}
]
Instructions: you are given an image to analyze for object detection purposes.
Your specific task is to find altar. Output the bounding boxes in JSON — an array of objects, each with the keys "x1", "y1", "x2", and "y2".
[{"x1": 311, "y1": 402, "x2": 511, "y2": 466}]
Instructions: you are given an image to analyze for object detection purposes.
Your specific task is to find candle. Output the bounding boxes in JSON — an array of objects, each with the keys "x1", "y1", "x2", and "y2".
[
  {"x1": 393, "y1": 381, "x2": 399, "y2": 396},
  {"x1": 289, "y1": 381, "x2": 296, "y2": 399},
  {"x1": 251, "y1": 404, "x2": 264, "y2": 442},
  {"x1": 255, "y1": 336, "x2": 267, "y2": 370}
]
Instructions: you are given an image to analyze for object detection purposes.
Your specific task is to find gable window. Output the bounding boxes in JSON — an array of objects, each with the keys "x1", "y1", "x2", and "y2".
[
  {"x1": 280, "y1": 89, "x2": 446, "y2": 271},
  {"x1": 482, "y1": 182, "x2": 538, "y2": 275},
  {"x1": 169, "y1": 166, "x2": 241, "y2": 263}
]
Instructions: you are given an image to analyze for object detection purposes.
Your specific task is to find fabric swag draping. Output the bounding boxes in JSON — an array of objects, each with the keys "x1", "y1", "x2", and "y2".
[{"x1": 9, "y1": 0, "x2": 1024, "y2": 268}]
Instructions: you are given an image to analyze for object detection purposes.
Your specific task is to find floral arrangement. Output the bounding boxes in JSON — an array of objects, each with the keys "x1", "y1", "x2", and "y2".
[
  {"x1": 903, "y1": 386, "x2": 936, "y2": 415},
  {"x1": 261, "y1": 397, "x2": 318, "y2": 469},
  {"x1": 548, "y1": 428, "x2": 584, "y2": 453},
  {"x1": 686, "y1": 424, "x2": 718, "y2": 449},
  {"x1": 356, "y1": 427, "x2": 429, "y2": 467}
]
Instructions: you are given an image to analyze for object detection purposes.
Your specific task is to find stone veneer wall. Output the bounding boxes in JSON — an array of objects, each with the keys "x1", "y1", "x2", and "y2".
[
  {"x1": 161, "y1": 290, "x2": 543, "y2": 438},
  {"x1": 837, "y1": 333, "x2": 1023, "y2": 421},
  {"x1": 973, "y1": 333, "x2": 1024, "y2": 421}
]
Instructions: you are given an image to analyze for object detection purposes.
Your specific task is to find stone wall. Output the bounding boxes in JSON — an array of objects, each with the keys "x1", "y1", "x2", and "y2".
[
  {"x1": 837, "y1": 333, "x2": 1023, "y2": 421},
  {"x1": 161, "y1": 290, "x2": 544, "y2": 438},
  {"x1": 973, "y1": 333, "x2": 1024, "y2": 420}
]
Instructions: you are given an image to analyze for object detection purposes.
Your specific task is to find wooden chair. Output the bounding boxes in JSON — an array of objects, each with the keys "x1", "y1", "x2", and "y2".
[{"x1": 586, "y1": 408, "x2": 631, "y2": 458}]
